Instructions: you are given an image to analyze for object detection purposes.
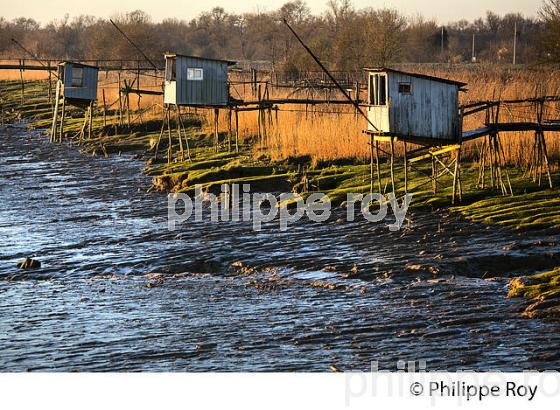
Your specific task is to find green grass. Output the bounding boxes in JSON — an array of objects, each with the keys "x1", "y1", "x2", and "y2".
[{"x1": 508, "y1": 268, "x2": 560, "y2": 319}]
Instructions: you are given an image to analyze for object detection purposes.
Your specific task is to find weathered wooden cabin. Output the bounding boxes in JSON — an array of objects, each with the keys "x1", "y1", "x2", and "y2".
[
  {"x1": 164, "y1": 54, "x2": 236, "y2": 107},
  {"x1": 57, "y1": 62, "x2": 99, "y2": 103},
  {"x1": 365, "y1": 68, "x2": 467, "y2": 144}
]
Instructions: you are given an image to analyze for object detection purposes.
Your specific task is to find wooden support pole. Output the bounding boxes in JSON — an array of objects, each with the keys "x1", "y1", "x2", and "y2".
[
  {"x1": 228, "y1": 108, "x2": 232, "y2": 153},
  {"x1": 166, "y1": 107, "x2": 173, "y2": 164},
  {"x1": 47, "y1": 62, "x2": 52, "y2": 105},
  {"x1": 478, "y1": 137, "x2": 487, "y2": 188},
  {"x1": 235, "y1": 109, "x2": 240, "y2": 153},
  {"x1": 375, "y1": 139, "x2": 382, "y2": 194},
  {"x1": 19, "y1": 59, "x2": 24, "y2": 105},
  {"x1": 431, "y1": 155, "x2": 437, "y2": 194},
  {"x1": 58, "y1": 98, "x2": 66, "y2": 143},
  {"x1": 175, "y1": 106, "x2": 184, "y2": 161},
  {"x1": 102, "y1": 89, "x2": 107, "y2": 127},
  {"x1": 403, "y1": 141, "x2": 408, "y2": 193},
  {"x1": 50, "y1": 80, "x2": 61, "y2": 143},
  {"x1": 496, "y1": 135, "x2": 513, "y2": 195},
  {"x1": 153, "y1": 106, "x2": 167, "y2": 160},
  {"x1": 390, "y1": 137, "x2": 396, "y2": 196},
  {"x1": 118, "y1": 72, "x2": 123, "y2": 126},
  {"x1": 79, "y1": 107, "x2": 88, "y2": 141},
  {"x1": 257, "y1": 84, "x2": 262, "y2": 145},
  {"x1": 452, "y1": 148, "x2": 461, "y2": 205},
  {"x1": 214, "y1": 108, "x2": 220, "y2": 153},
  {"x1": 489, "y1": 135, "x2": 496, "y2": 189},
  {"x1": 125, "y1": 81, "x2": 131, "y2": 128},
  {"x1": 540, "y1": 131, "x2": 553, "y2": 188},
  {"x1": 369, "y1": 134, "x2": 374, "y2": 195},
  {"x1": 88, "y1": 101, "x2": 94, "y2": 140},
  {"x1": 176, "y1": 106, "x2": 192, "y2": 162}
]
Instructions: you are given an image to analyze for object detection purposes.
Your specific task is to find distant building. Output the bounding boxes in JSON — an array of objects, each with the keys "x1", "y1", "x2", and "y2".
[
  {"x1": 365, "y1": 68, "x2": 467, "y2": 144},
  {"x1": 164, "y1": 54, "x2": 236, "y2": 107},
  {"x1": 57, "y1": 62, "x2": 99, "y2": 102}
]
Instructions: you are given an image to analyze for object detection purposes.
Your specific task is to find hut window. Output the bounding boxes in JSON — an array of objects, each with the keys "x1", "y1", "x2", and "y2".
[
  {"x1": 71, "y1": 67, "x2": 84, "y2": 87},
  {"x1": 369, "y1": 74, "x2": 387, "y2": 106},
  {"x1": 398, "y1": 83, "x2": 412, "y2": 94},
  {"x1": 187, "y1": 68, "x2": 204, "y2": 81},
  {"x1": 166, "y1": 58, "x2": 176, "y2": 81}
]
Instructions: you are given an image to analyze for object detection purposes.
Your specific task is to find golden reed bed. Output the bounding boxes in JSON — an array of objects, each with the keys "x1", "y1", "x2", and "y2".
[{"x1": 3, "y1": 65, "x2": 560, "y2": 167}]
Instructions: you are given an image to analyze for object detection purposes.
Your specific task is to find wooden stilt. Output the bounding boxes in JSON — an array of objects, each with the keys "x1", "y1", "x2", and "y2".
[
  {"x1": 452, "y1": 147, "x2": 461, "y2": 205},
  {"x1": 431, "y1": 155, "x2": 437, "y2": 193},
  {"x1": 118, "y1": 72, "x2": 123, "y2": 126},
  {"x1": 176, "y1": 106, "x2": 192, "y2": 162},
  {"x1": 540, "y1": 131, "x2": 553, "y2": 188},
  {"x1": 228, "y1": 108, "x2": 232, "y2": 153},
  {"x1": 390, "y1": 137, "x2": 396, "y2": 196},
  {"x1": 403, "y1": 141, "x2": 408, "y2": 193},
  {"x1": 102, "y1": 89, "x2": 107, "y2": 127},
  {"x1": 214, "y1": 108, "x2": 220, "y2": 153},
  {"x1": 166, "y1": 107, "x2": 173, "y2": 164},
  {"x1": 19, "y1": 60, "x2": 24, "y2": 105},
  {"x1": 369, "y1": 134, "x2": 374, "y2": 195},
  {"x1": 126, "y1": 89, "x2": 131, "y2": 128},
  {"x1": 257, "y1": 84, "x2": 262, "y2": 145},
  {"x1": 47, "y1": 62, "x2": 52, "y2": 106},
  {"x1": 153, "y1": 106, "x2": 167, "y2": 160},
  {"x1": 497, "y1": 135, "x2": 513, "y2": 195},
  {"x1": 58, "y1": 98, "x2": 66, "y2": 143},
  {"x1": 50, "y1": 80, "x2": 61, "y2": 143},
  {"x1": 234, "y1": 109, "x2": 240, "y2": 153},
  {"x1": 88, "y1": 101, "x2": 94, "y2": 140},
  {"x1": 478, "y1": 137, "x2": 487, "y2": 188},
  {"x1": 175, "y1": 106, "x2": 184, "y2": 161},
  {"x1": 375, "y1": 139, "x2": 382, "y2": 194}
]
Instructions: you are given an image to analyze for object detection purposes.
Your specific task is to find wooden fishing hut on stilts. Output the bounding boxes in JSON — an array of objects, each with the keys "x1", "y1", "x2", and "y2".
[
  {"x1": 156, "y1": 54, "x2": 238, "y2": 164},
  {"x1": 50, "y1": 62, "x2": 99, "y2": 143},
  {"x1": 364, "y1": 68, "x2": 467, "y2": 204}
]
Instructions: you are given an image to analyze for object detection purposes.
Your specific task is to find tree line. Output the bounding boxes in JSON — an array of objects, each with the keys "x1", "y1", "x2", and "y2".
[{"x1": 0, "y1": 0, "x2": 558, "y2": 72}]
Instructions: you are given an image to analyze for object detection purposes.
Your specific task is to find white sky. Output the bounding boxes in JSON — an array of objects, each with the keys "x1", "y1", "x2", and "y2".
[{"x1": 0, "y1": 0, "x2": 540, "y2": 24}]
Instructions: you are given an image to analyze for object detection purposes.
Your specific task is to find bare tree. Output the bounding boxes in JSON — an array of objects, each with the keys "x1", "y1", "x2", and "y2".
[{"x1": 539, "y1": 0, "x2": 560, "y2": 61}]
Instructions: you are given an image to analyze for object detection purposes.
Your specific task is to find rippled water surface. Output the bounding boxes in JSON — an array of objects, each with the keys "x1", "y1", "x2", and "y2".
[{"x1": 1, "y1": 125, "x2": 560, "y2": 371}]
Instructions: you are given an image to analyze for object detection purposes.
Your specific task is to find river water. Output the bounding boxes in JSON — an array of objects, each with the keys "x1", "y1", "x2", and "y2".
[{"x1": 1, "y1": 125, "x2": 559, "y2": 371}]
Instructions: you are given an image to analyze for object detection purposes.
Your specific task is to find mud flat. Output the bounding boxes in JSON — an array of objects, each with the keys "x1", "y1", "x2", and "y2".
[{"x1": 2, "y1": 126, "x2": 560, "y2": 371}]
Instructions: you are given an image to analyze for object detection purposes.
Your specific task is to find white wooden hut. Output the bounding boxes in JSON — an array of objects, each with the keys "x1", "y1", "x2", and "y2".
[
  {"x1": 164, "y1": 54, "x2": 236, "y2": 107},
  {"x1": 365, "y1": 68, "x2": 467, "y2": 144}
]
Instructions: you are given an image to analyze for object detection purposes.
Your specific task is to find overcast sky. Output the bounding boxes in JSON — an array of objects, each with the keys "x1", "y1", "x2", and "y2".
[{"x1": 1, "y1": 0, "x2": 540, "y2": 24}]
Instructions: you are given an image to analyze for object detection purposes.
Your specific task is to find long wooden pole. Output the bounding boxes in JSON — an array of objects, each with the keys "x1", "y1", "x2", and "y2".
[
  {"x1": 403, "y1": 141, "x2": 408, "y2": 193},
  {"x1": 214, "y1": 108, "x2": 219, "y2": 153},
  {"x1": 390, "y1": 137, "x2": 396, "y2": 196},
  {"x1": 50, "y1": 80, "x2": 61, "y2": 143},
  {"x1": 102, "y1": 88, "x2": 107, "y2": 127},
  {"x1": 369, "y1": 134, "x2": 374, "y2": 195},
  {"x1": 375, "y1": 139, "x2": 382, "y2": 193},
  {"x1": 228, "y1": 108, "x2": 232, "y2": 153},
  {"x1": 59, "y1": 98, "x2": 66, "y2": 143},
  {"x1": 167, "y1": 107, "x2": 173, "y2": 164},
  {"x1": 176, "y1": 106, "x2": 192, "y2": 162},
  {"x1": 235, "y1": 109, "x2": 239, "y2": 153}
]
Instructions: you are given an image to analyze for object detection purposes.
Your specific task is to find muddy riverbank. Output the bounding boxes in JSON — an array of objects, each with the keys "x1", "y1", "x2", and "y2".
[{"x1": 2, "y1": 125, "x2": 560, "y2": 371}]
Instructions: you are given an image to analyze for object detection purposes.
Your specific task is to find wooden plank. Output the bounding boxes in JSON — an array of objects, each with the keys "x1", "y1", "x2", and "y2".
[{"x1": 409, "y1": 144, "x2": 461, "y2": 163}]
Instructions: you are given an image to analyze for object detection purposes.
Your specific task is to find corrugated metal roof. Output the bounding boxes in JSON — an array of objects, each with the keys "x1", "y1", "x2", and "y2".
[
  {"x1": 364, "y1": 67, "x2": 467, "y2": 87},
  {"x1": 58, "y1": 61, "x2": 100, "y2": 70},
  {"x1": 164, "y1": 54, "x2": 236, "y2": 66}
]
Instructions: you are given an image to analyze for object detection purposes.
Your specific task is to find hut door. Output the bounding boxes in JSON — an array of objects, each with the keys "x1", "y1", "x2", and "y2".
[{"x1": 368, "y1": 73, "x2": 390, "y2": 132}]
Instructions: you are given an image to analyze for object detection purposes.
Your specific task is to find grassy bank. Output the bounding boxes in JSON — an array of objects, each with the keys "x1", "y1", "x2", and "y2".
[
  {"x1": 508, "y1": 268, "x2": 560, "y2": 319},
  {"x1": 2, "y1": 79, "x2": 560, "y2": 227}
]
